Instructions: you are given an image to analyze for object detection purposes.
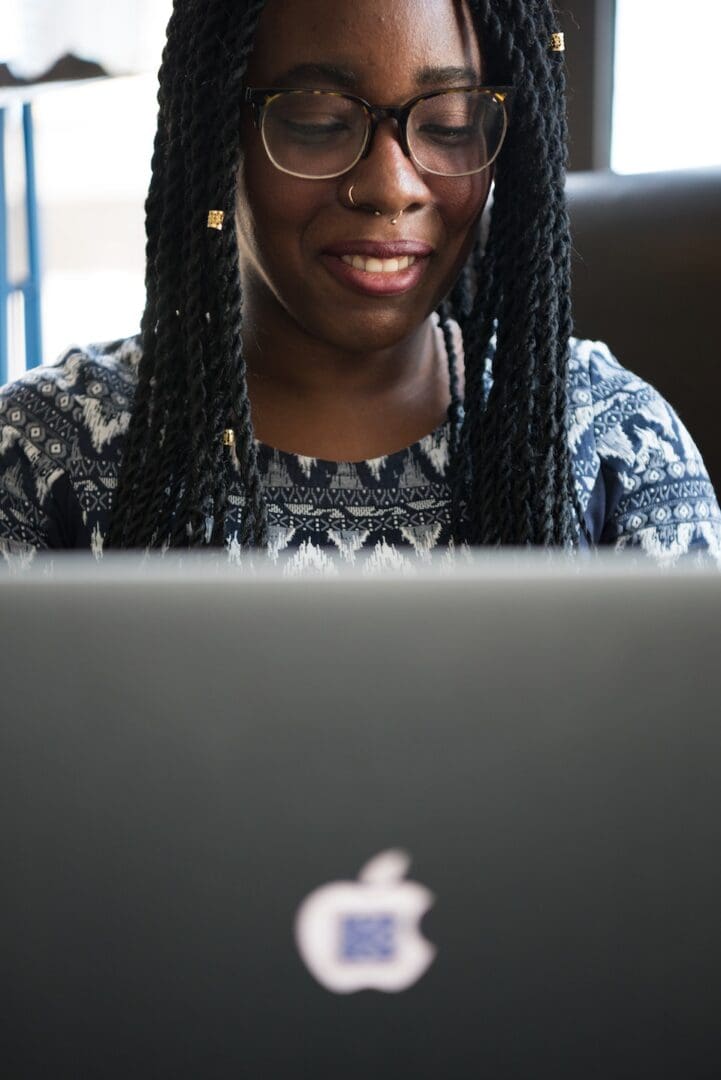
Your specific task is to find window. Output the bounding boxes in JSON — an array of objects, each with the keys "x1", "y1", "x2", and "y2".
[{"x1": 612, "y1": 0, "x2": 721, "y2": 173}]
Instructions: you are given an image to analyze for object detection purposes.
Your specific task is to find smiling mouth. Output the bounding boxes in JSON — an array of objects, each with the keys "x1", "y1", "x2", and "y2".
[
  {"x1": 340, "y1": 254, "x2": 418, "y2": 274},
  {"x1": 319, "y1": 241, "x2": 433, "y2": 297}
]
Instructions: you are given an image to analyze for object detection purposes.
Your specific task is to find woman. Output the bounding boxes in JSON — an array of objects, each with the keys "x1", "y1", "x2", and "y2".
[{"x1": 1, "y1": 0, "x2": 719, "y2": 566}]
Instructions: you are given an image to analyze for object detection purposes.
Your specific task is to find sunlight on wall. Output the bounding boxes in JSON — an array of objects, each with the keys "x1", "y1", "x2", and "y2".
[
  {"x1": 2, "y1": 0, "x2": 171, "y2": 79},
  {"x1": 1, "y1": 0, "x2": 172, "y2": 374},
  {"x1": 612, "y1": 0, "x2": 721, "y2": 173},
  {"x1": 3, "y1": 75, "x2": 160, "y2": 375}
]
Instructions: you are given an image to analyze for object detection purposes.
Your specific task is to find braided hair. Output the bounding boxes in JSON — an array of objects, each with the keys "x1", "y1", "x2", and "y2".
[{"x1": 107, "y1": 0, "x2": 590, "y2": 550}]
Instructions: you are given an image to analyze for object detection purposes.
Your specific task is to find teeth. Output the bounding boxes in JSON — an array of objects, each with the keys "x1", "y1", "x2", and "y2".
[{"x1": 341, "y1": 254, "x2": 417, "y2": 273}]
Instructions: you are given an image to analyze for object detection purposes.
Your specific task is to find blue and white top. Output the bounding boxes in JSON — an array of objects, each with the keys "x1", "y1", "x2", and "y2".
[{"x1": 1, "y1": 334, "x2": 720, "y2": 569}]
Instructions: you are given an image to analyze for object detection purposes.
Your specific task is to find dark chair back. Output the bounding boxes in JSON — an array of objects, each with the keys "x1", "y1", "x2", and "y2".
[{"x1": 567, "y1": 167, "x2": 721, "y2": 495}]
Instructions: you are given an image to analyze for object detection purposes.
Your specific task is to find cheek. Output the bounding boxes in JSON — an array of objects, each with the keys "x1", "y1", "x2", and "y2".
[
  {"x1": 435, "y1": 172, "x2": 491, "y2": 239},
  {"x1": 236, "y1": 133, "x2": 333, "y2": 272},
  {"x1": 431, "y1": 173, "x2": 492, "y2": 290}
]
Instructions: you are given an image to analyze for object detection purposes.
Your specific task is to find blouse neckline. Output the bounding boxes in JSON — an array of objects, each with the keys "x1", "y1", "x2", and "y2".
[{"x1": 253, "y1": 409, "x2": 453, "y2": 469}]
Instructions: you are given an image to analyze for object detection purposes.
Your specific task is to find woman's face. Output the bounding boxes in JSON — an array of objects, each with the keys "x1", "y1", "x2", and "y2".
[{"x1": 236, "y1": 0, "x2": 491, "y2": 354}]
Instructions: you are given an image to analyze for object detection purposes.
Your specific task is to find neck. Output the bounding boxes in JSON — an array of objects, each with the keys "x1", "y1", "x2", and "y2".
[
  {"x1": 237, "y1": 276, "x2": 452, "y2": 460},
  {"x1": 241, "y1": 280, "x2": 437, "y2": 403}
]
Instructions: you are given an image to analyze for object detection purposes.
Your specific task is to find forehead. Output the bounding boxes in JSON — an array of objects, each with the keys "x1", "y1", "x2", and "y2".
[{"x1": 246, "y1": 0, "x2": 482, "y2": 93}]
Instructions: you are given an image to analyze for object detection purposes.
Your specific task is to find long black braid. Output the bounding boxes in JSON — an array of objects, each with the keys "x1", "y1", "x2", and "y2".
[{"x1": 107, "y1": 0, "x2": 591, "y2": 551}]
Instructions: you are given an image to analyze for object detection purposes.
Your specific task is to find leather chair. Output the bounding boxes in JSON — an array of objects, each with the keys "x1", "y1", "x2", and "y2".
[{"x1": 566, "y1": 167, "x2": 721, "y2": 496}]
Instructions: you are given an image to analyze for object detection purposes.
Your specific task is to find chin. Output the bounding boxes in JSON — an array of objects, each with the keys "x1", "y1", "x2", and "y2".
[
  {"x1": 307, "y1": 309, "x2": 428, "y2": 353},
  {"x1": 299, "y1": 289, "x2": 440, "y2": 350}
]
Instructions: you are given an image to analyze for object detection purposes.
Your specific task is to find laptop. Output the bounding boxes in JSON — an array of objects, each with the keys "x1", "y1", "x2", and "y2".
[{"x1": 1, "y1": 552, "x2": 720, "y2": 1078}]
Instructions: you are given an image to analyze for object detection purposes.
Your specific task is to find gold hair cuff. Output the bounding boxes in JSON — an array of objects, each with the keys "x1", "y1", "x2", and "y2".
[
  {"x1": 550, "y1": 32, "x2": 565, "y2": 52},
  {"x1": 222, "y1": 428, "x2": 236, "y2": 447},
  {"x1": 207, "y1": 210, "x2": 225, "y2": 231}
]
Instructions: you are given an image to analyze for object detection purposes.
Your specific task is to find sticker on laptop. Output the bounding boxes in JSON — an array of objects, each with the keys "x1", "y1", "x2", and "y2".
[{"x1": 294, "y1": 849, "x2": 436, "y2": 993}]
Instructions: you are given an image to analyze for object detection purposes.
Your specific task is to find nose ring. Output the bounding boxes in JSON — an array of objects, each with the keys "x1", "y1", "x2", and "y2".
[
  {"x1": 390, "y1": 209, "x2": 404, "y2": 225},
  {"x1": 347, "y1": 183, "x2": 383, "y2": 217}
]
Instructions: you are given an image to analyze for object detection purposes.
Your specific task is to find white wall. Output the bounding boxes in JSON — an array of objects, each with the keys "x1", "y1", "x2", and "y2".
[
  {"x1": 3, "y1": 0, "x2": 171, "y2": 78},
  {"x1": 2, "y1": 1, "x2": 172, "y2": 379}
]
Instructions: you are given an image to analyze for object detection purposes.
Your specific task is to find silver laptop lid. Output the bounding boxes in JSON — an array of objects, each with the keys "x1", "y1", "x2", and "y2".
[{"x1": 2, "y1": 553, "x2": 720, "y2": 1078}]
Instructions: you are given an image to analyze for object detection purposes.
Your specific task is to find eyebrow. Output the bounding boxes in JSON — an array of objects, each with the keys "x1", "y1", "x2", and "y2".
[
  {"x1": 416, "y1": 65, "x2": 481, "y2": 87},
  {"x1": 270, "y1": 63, "x2": 359, "y2": 89},
  {"x1": 268, "y1": 62, "x2": 481, "y2": 91}
]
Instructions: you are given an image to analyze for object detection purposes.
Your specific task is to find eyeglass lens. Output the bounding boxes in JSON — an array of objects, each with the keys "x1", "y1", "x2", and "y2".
[{"x1": 260, "y1": 90, "x2": 507, "y2": 179}]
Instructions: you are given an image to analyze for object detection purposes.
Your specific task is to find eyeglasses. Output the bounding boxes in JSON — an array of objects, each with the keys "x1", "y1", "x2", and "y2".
[{"x1": 244, "y1": 85, "x2": 513, "y2": 180}]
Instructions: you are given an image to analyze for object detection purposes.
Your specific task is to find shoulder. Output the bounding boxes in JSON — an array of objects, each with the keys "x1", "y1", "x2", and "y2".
[
  {"x1": 1, "y1": 335, "x2": 140, "y2": 457},
  {"x1": 1, "y1": 334, "x2": 141, "y2": 406},
  {"x1": 567, "y1": 337, "x2": 721, "y2": 562},
  {"x1": 0, "y1": 336, "x2": 140, "y2": 556},
  {"x1": 568, "y1": 335, "x2": 709, "y2": 485}
]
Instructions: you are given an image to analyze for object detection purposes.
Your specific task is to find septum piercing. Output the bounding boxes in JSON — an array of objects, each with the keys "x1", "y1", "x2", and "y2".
[{"x1": 348, "y1": 183, "x2": 402, "y2": 223}]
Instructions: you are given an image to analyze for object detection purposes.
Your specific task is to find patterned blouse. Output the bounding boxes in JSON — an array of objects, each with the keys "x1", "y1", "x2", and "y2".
[{"x1": 1, "y1": 333, "x2": 720, "y2": 570}]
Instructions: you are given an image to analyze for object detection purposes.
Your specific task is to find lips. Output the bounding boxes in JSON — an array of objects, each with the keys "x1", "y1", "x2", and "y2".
[
  {"x1": 322, "y1": 239, "x2": 434, "y2": 259},
  {"x1": 320, "y1": 239, "x2": 434, "y2": 297}
]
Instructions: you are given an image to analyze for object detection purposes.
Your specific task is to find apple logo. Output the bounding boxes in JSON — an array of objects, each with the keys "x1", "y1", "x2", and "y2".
[{"x1": 294, "y1": 849, "x2": 436, "y2": 993}]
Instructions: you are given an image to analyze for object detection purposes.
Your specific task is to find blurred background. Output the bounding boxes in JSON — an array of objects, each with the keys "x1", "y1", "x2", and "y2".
[
  {"x1": 0, "y1": 0, "x2": 171, "y2": 377},
  {"x1": 1, "y1": 0, "x2": 720, "y2": 379}
]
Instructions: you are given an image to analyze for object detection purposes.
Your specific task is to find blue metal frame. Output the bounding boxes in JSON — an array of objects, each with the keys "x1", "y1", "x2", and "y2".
[
  {"x1": 22, "y1": 103, "x2": 43, "y2": 372},
  {"x1": 0, "y1": 100, "x2": 44, "y2": 385}
]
